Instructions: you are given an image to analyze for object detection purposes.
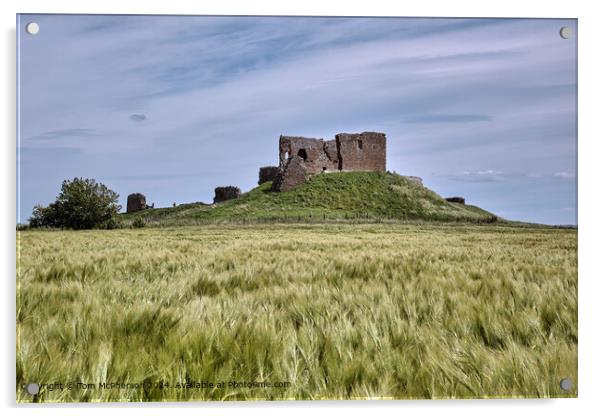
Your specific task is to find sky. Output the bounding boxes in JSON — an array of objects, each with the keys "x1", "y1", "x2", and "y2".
[{"x1": 17, "y1": 15, "x2": 577, "y2": 225}]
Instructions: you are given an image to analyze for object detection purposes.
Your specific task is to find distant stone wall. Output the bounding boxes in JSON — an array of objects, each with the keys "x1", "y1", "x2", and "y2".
[
  {"x1": 127, "y1": 193, "x2": 147, "y2": 213},
  {"x1": 273, "y1": 132, "x2": 387, "y2": 191},
  {"x1": 258, "y1": 166, "x2": 280, "y2": 185},
  {"x1": 446, "y1": 196, "x2": 465, "y2": 204},
  {"x1": 214, "y1": 186, "x2": 241, "y2": 203},
  {"x1": 336, "y1": 132, "x2": 386, "y2": 172}
]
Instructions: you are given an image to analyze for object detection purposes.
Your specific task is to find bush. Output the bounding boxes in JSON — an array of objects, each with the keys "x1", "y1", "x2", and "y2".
[
  {"x1": 28, "y1": 204, "x2": 57, "y2": 228},
  {"x1": 132, "y1": 217, "x2": 146, "y2": 229},
  {"x1": 29, "y1": 178, "x2": 121, "y2": 230},
  {"x1": 106, "y1": 217, "x2": 125, "y2": 229}
]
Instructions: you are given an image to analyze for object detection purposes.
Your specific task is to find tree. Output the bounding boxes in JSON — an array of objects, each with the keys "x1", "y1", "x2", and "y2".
[
  {"x1": 29, "y1": 178, "x2": 121, "y2": 229},
  {"x1": 28, "y1": 204, "x2": 58, "y2": 228}
]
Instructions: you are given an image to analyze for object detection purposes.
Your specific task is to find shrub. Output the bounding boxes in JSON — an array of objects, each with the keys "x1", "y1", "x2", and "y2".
[
  {"x1": 28, "y1": 178, "x2": 121, "y2": 230},
  {"x1": 132, "y1": 217, "x2": 146, "y2": 229},
  {"x1": 29, "y1": 204, "x2": 58, "y2": 228},
  {"x1": 106, "y1": 217, "x2": 125, "y2": 229}
]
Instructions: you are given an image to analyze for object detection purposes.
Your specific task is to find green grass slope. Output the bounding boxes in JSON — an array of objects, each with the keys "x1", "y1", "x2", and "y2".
[{"x1": 121, "y1": 171, "x2": 500, "y2": 226}]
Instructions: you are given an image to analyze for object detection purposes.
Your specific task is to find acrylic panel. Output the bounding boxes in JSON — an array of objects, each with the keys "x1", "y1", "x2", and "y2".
[{"x1": 16, "y1": 14, "x2": 577, "y2": 403}]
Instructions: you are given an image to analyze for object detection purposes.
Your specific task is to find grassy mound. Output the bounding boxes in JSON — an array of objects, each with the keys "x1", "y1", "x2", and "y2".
[{"x1": 121, "y1": 171, "x2": 499, "y2": 226}]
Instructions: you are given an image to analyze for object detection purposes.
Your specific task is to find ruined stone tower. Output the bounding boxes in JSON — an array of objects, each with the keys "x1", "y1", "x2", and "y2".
[
  {"x1": 213, "y1": 186, "x2": 241, "y2": 203},
  {"x1": 126, "y1": 193, "x2": 147, "y2": 213},
  {"x1": 272, "y1": 132, "x2": 386, "y2": 191},
  {"x1": 258, "y1": 166, "x2": 280, "y2": 185}
]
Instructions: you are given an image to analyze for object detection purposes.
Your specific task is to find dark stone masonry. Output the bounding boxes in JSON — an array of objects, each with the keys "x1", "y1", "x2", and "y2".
[
  {"x1": 258, "y1": 166, "x2": 280, "y2": 185},
  {"x1": 126, "y1": 193, "x2": 147, "y2": 213},
  {"x1": 272, "y1": 132, "x2": 387, "y2": 192},
  {"x1": 446, "y1": 197, "x2": 466, "y2": 204},
  {"x1": 214, "y1": 186, "x2": 241, "y2": 203},
  {"x1": 271, "y1": 156, "x2": 308, "y2": 192}
]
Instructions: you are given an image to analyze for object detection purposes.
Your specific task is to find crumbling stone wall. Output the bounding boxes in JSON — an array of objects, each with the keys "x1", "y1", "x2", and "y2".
[
  {"x1": 127, "y1": 193, "x2": 147, "y2": 213},
  {"x1": 213, "y1": 186, "x2": 241, "y2": 203},
  {"x1": 278, "y1": 136, "x2": 339, "y2": 174},
  {"x1": 446, "y1": 197, "x2": 465, "y2": 204},
  {"x1": 273, "y1": 131, "x2": 387, "y2": 191},
  {"x1": 271, "y1": 156, "x2": 308, "y2": 192},
  {"x1": 258, "y1": 166, "x2": 280, "y2": 185},
  {"x1": 336, "y1": 132, "x2": 386, "y2": 172}
]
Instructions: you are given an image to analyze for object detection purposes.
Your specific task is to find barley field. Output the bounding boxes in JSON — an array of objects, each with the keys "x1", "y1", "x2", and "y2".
[{"x1": 16, "y1": 224, "x2": 577, "y2": 402}]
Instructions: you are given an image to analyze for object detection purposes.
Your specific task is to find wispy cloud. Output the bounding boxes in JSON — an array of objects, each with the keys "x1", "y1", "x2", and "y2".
[
  {"x1": 19, "y1": 146, "x2": 83, "y2": 156},
  {"x1": 444, "y1": 170, "x2": 577, "y2": 183},
  {"x1": 404, "y1": 114, "x2": 493, "y2": 123},
  {"x1": 447, "y1": 170, "x2": 506, "y2": 182},
  {"x1": 100, "y1": 172, "x2": 203, "y2": 181},
  {"x1": 28, "y1": 128, "x2": 97, "y2": 140},
  {"x1": 554, "y1": 171, "x2": 576, "y2": 179}
]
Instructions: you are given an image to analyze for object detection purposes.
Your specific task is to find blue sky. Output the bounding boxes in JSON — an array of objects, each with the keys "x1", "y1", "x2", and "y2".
[{"x1": 17, "y1": 15, "x2": 577, "y2": 225}]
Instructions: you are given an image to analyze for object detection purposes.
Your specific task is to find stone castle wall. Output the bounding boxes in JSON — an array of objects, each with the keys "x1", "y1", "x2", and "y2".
[
  {"x1": 271, "y1": 156, "x2": 308, "y2": 192},
  {"x1": 127, "y1": 193, "x2": 147, "y2": 213},
  {"x1": 258, "y1": 166, "x2": 280, "y2": 185},
  {"x1": 273, "y1": 131, "x2": 386, "y2": 191},
  {"x1": 335, "y1": 132, "x2": 386, "y2": 172},
  {"x1": 214, "y1": 186, "x2": 241, "y2": 203},
  {"x1": 278, "y1": 136, "x2": 339, "y2": 174}
]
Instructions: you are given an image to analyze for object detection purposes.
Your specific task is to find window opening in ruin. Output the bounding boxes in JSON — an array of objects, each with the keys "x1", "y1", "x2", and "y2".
[
  {"x1": 285, "y1": 151, "x2": 289, "y2": 159},
  {"x1": 322, "y1": 167, "x2": 327, "y2": 172},
  {"x1": 297, "y1": 148, "x2": 308, "y2": 161},
  {"x1": 358, "y1": 140, "x2": 363, "y2": 150}
]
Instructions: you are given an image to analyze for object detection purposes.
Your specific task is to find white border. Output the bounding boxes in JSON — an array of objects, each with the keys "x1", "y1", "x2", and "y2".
[{"x1": 2, "y1": 1, "x2": 601, "y2": 415}]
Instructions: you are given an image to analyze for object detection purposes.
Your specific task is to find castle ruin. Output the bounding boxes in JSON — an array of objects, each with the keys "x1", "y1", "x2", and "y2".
[
  {"x1": 126, "y1": 131, "x2": 391, "y2": 209},
  {"x1": 214, "y1": 186, "x2": 242, "y2": 203},
  {"x1": 126, "y1": 193, "x2": 147, "y2": 213},
  {"x1": 272, "y1": 131, "x2": 386, "y2": 191},
  {"x1": 258, "y1": 166, "x2": 280, "y2": 185}
]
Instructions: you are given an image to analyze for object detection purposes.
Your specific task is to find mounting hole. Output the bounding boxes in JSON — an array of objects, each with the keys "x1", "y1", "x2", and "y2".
[
  {"x1": 559, "y1": 378, "x2": 573, "y2": 391},
  {"x1": 559, "y1": 26, "x2": 572, "y2": 39},
  {"x1": 25, "y1": 22, "x2": 40, "y2": 35},
  {"x1": 25, "y1": 382, "x2": 40, "y2": 395}
]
